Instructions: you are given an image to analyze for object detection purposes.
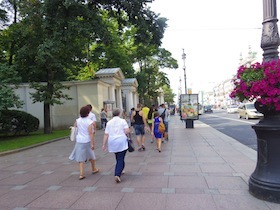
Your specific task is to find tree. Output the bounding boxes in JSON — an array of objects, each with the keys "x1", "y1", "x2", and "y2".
[
  {"x1": 135, "y1": 48, "x2": 178, "y2": 105},
  {"x1": 1, "y1": 0, "x2": 175, "y2": 133},
  {"x1": 0, "y1": 63, "x2": 23, "y2": 110},
  {"x1": 162, "y1": 85, "x2": 175, "y2": 105}
]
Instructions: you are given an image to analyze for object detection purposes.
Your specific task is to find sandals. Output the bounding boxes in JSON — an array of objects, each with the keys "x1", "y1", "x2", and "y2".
[
  {"x1": 79, "y1": 168, "x2": 99, "y2": 180},
  {"x1": 115, "y1": 176, "x2": 121, "y2": 183},
  {"x1": 92, "y1": 169, "x2": 99, "y2": 174}
]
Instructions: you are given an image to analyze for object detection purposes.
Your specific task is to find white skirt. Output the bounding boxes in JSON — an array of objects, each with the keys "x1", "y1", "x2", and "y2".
[{"x1": 69, "y1": 142, "x2": 96, "y2": 162}]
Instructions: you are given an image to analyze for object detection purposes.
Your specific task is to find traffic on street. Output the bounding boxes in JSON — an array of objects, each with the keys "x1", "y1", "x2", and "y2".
[{"x1": 198, "y1": 108, "x2": 261, "y2": 151}]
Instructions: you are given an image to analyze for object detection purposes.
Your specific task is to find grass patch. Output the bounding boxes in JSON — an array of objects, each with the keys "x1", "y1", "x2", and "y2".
[{"x1": 0, "y1": 130, "x2": 69, "y2": 152}]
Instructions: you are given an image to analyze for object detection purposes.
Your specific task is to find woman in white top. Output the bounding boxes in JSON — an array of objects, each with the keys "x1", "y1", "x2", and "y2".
[
  {"x1": 69, "y1": 106, "x2": 99, "y2": 180},
  {"x1": 102, "y1": 108, "x2": 130, "y2": 183}
]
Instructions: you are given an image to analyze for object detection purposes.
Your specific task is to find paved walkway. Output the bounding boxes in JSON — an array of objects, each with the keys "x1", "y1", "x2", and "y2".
[{"x1": 0, "y1": 115, "x2": 280, "y2": 210}]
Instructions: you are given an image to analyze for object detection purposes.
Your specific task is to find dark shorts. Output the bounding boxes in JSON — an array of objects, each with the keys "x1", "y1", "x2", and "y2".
[
  {"x1": 164, "y1": 121, "x2": 168, "y2": 132},
  {"x1": 134, "y1": 124, "x2": 145, "y2": 136}
]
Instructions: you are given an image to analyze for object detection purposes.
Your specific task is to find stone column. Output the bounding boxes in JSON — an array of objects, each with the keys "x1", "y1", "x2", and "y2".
[
  {"x1": 126, "y1": 91, "x2": 133, "y2": 111},
  {"x1": 110, "y1": 85, "x2": 115, "y2": 103},
  {"x1": 117, "y1": 87, "x2": 123, "y2": 110}
]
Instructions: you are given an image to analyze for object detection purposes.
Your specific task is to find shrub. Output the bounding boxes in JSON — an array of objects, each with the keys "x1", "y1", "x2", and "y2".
[{"x1": 0, "y1": 110, "x2": 39, "y2": 135}]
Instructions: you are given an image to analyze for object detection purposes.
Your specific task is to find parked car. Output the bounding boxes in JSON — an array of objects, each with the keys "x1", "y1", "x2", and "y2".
[
  {"x1": 204, "y1": 105, "x2": 213, "y2": 113},
  {"x1": 237, "y1": 103, "x2": 263, "y2": 120},
  {"x1": 227, "y1": 105, "x2": 238, "y2": 113}
]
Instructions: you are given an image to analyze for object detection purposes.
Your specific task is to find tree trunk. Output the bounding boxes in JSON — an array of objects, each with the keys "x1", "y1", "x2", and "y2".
[{"x1": 44, "y1": 103, "x2": 52, "y2": 134}]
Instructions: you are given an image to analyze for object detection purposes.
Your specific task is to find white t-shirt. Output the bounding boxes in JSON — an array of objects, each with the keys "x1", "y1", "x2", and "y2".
[
  {"x1": 76, "y1": 117, "x2": 93, "y2": 143},
  {"x1": 105, "y1": 116, "x2": 129, "y2": 153},
  {"x1": 88, "y1": 112, "x2": 97, "y2": 122}
]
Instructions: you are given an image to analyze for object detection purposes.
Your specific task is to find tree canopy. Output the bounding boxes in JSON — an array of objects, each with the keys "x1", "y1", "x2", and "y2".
[{"x1": 0, "y1": 0, "x2": 178, "y2": 133}]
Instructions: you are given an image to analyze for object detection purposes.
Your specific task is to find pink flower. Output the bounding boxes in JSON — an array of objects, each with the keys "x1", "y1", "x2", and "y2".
[{"x1": 230, "y1": 59, "x2": 280, "y2": 111}]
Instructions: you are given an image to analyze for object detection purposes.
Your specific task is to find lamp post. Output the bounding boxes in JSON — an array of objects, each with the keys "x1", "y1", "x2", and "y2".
[
  {"x1": 261, "y1": 0, "x2": 280, "y2": 62},
  {"x1": 182, "y1": 49, "x2": 187, "y2": 94},
  {"x1": 249, "y1": 0, "x2": 280, "y2": 203}
]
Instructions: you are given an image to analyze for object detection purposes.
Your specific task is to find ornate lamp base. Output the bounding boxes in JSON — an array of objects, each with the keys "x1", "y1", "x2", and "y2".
[{"x1": 249, "y1": 111, "x2": 280, "y2": 203}]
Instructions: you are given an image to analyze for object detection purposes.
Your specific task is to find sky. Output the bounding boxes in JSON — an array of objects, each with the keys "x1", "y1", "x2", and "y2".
[{"x1": 149, "y1": 0, "x2": 273, "y2": 102}]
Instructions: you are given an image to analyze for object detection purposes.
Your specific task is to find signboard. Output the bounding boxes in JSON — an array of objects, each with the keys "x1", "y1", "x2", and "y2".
[
  {"x1": 103, "y1": 100, "x2": 115, "y2": 120},
  {"x1": 180, "y1": 94, "x2": 199, "y2": 120}
]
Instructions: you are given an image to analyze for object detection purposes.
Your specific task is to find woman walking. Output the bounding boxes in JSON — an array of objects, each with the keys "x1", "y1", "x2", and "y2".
[
  {"x1": 100, "y1": 108, "x2": 108, "y2": 130},
  {"x1": 151, "y1": 111, "x2": 164, "y2": 152},
  {"x1": 69, "y1": 106, "x2": 99, "y2": 180},
  {"x1": 102, "y1": 108, "x2": 130, "y2": 183},
  {"x1": 147, "y1": 105, "x2": 156, "y2": 143}
]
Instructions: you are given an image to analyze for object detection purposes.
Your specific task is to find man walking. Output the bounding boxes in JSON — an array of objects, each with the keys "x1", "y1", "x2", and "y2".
[{"x1": 131, "y1": 104, "x2": 148, "y2": 151}]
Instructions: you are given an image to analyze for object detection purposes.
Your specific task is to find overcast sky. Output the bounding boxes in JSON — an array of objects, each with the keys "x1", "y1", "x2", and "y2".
[{"x1": 149, "y1": 0, "x2": 274, "y2": 102}]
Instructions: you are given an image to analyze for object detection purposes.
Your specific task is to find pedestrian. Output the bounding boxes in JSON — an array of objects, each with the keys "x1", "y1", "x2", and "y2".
[
  {"x1": 131, "y1": 103, "x2": 148, "y2": 151},
  {"x1": 151, "y1": 111, "x2": 163, "y2": 152},
  {"x1": 122, "y1": 110, "x2": 127, "y2": 120},
  {"x1": 158, "y1": 104, "x2": 169, "y2": 142},
  {"x1": 142, "y1": 104, "x2": 150, "y2": 123},
  {"x1": 102, "y1": 108, "x2": 130, "y2": 183},
  {"x1": 100, "y1": 108, "x2": 108, "y2": 130},
  {"x1": 128, "y1": 107, "x2": 135, "y2": 133},
  {"x1": 69, "y1": 106, "x2": 99, "y2": 180},
  {"x1": 147, "y1": 105, "x2": 156, "y2": 143},
  {"x1": 86, "y1": 104, "x2": 97, "y2": 134}
]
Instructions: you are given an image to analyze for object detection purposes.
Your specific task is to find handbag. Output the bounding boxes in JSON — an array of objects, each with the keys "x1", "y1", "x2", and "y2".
[
  {"x1": 69, "y1": 126, "x2": 77, "y2": 141},
  {"x1": 127, "y1": 138, "x2": 135, "y2": 152},
  {"x1": 158, "y1": 121, "x2": 165, "y2": 134}
]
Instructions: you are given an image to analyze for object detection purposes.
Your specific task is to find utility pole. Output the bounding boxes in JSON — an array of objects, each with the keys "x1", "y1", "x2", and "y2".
[{"x1": 182, "y1": 49, "x2": 187, "y2": 94}]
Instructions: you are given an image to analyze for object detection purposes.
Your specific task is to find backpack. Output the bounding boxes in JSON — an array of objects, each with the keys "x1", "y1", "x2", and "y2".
[
  {"x1": 158, "y1": 120, "x2": 165, "y2": 133},
  {"x1": 160, "y1": 109, "x2": 166, "y2": 121}
]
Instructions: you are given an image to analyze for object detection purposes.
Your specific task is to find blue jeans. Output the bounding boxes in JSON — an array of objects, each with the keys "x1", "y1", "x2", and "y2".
[
  {"x1": 114, "y1": 150, "x2": 127, "y2": 176},
  {"x1": 101, "y1": 118, "x2": 107, "y2": 129}
]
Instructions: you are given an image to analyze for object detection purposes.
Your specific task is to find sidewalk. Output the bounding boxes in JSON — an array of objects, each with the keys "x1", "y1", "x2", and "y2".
[{"x1": 0, "y1": 115, "x2": 279, "y2": 210}]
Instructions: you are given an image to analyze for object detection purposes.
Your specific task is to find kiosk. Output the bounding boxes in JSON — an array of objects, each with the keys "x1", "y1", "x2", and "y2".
[{"x1": 179, "y1": 94, "x2": 199, "y2": 128}]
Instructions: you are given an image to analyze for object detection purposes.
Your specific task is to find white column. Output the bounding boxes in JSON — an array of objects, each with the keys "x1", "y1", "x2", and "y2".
[
  {"x1": 133, "y1": 92, "x2": 138, "y2": 107},
  {"x1": 117, "y1": 87, "x2": 123, "y2": 110},
  {"x1": 110, "y1": 85, "x2": 115, "y2": 102},
  {"x1": 127, "y1": 91, "x2": 133, "y2": 111}
]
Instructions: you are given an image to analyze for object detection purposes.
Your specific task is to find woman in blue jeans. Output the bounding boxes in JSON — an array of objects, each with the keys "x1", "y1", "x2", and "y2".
[{"x1": 102, "y1": 108, "x2": 130, "y2": 183}]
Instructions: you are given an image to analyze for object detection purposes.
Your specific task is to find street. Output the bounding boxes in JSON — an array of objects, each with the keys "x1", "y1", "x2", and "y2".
[{"x1": 198, "y1": 109, "x2": 261, "y2": 150}]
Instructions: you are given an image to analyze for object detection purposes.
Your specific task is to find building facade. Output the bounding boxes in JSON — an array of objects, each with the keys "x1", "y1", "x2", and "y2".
[{"x1": 15, "y1": 68, "x2": 139, "y2": 129}]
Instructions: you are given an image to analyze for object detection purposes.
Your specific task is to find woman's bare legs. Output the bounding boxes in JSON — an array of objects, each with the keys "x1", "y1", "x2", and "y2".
[
  {"x1": 90, "y1": 159, "x2": 99, "y2": 173},
  {"x1": 79, "y1": 162, "x2": 85, "y2": 179},
  {"x1": 156, "y1": 138, "x2": 162, "y2": 152}
]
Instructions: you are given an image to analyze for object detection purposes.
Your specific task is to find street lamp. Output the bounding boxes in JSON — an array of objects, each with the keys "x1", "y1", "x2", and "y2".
[
  {"x1": 261, "y1": 0, "x2": 280, "y2": 61},
  {"x1": 182, "y1": 49, "x2": 187, "y2": 94},
  {"x1": 249, "y1": 0, "x2": 280, "y2": 203}
]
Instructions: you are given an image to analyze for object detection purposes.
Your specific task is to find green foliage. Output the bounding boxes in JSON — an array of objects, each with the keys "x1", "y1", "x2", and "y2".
[
  {"x1": 0, "y1": 63, "x2": 23, "y2": 110},
  {"x1": 240, "y1": 68, "x2": 264, "y2": 84},
  {"x1": 162, "y1": 85, "x2": 175, "y2": 105},
  {"x1": 0, "y1": 0, "x2": 177, "y2": 132},
  {"x1": 136, "y1": 48, "x2": 178, "y2": 105},
  {"x1": 0, "y1": 110, "x2": 39, "y2": 135},
  {"x1": 30, "y1": 82, "x2": 72, "y2": 105}
]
